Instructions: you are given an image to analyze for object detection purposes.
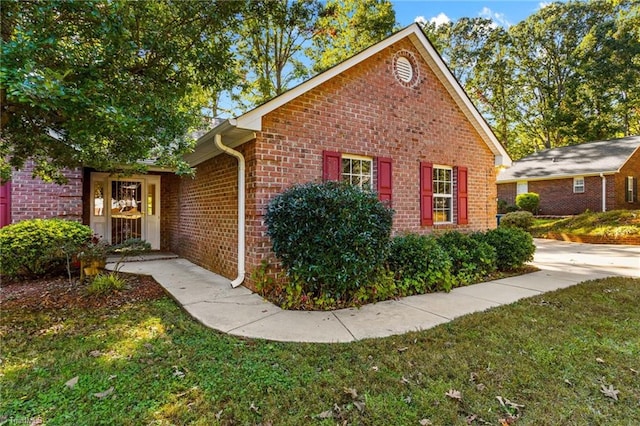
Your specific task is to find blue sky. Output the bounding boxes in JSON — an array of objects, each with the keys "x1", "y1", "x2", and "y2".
[{"x1": 391, "y1": 0, "x2": 553, "y2": 27}]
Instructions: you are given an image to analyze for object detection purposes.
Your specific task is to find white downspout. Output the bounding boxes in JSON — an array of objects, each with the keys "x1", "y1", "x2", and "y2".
[
  {"x1": 214, "y1": 133, "x2": 245, "y2": 287},
  {"x1": 600, "y1": 173, "x2": 606, "y2": 212}
]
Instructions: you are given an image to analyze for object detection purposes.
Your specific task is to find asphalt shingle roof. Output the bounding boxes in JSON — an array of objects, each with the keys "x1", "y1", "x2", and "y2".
[{"x1": 497, "y1": 136, "x2": 640, "y2": 182}]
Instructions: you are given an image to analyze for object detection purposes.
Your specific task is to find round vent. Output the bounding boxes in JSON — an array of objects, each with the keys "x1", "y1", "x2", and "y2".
[{"x1": 393, "y1": 50, "x2": 419, "y2": 88}]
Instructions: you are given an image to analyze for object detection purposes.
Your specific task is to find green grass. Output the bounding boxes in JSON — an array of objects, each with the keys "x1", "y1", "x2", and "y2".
[
  {"x1": 2, "y1": 277, "x2": 640, "y2": 425},
  {"x1": 531, "y1": 209, "x2": 640, "y2": 238}
]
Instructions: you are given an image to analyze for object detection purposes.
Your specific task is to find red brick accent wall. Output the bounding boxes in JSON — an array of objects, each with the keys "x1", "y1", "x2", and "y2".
[
  {"x1": 242, "y1": 39, "x2": 498, "y2": 286},
  {"x1": 161, "y1": 143, "x2": 256, "y2": 280},
  {"x1": 9, "y1": 161, "x2": 83, "y2": 223},
  {"x1": 615, "y1": 148, "x2": 640, "y2": 210},
  {"x1": 164, "y1": 39, "x2": 501, "y2": 287}
]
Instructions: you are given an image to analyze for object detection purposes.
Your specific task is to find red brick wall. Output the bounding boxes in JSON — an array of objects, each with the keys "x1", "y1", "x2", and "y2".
[
  {"x1": 164, "y1": 39, "x2": 501, "y2": 287},
  {"x1": 9, "y1": 161, "x2": 83, "y2": 223},
  {"x1": 243, "y1": 39, "x2": 498, "y2": 285},
  {"x1": 614, "y1": 148, "x2": 640, "y2": 209},
  {"x1": 161, "y1": 143, "x2": 255, "y2": 280}
]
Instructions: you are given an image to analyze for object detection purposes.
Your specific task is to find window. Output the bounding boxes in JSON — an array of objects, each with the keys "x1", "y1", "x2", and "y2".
[
  {"x1": 573, "y1": 177, "x2": 585, "y2": 193},
  {"x1": 433, "y1": 166, "x2": 453, "y2": 223},
  {"x1": 323, "y1": 151, "x2": 392, "y2": 204},
  {"x1": 516, "y1": 181, "x2": 528, "y2": 195},
  {"x1": 420, "y1": 163, "x2": 468, "y2": 226},
  {"x1": 342, "y1": 155, "x2": 373, "y2": 190},
  {"x1": 627, "y1": 176, "x2": 636, "y2": 203}
]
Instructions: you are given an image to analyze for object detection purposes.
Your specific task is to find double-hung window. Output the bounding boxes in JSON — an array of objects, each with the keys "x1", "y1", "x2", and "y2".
[
  {"x1": 433, "y1": 166, "x2": 453, "y2": 223},
  {"x1": 573, "y1": 177, "x2": 585, "y2": 193}
]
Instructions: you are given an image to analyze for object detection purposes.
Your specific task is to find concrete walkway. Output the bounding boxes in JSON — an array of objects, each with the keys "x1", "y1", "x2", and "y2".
[{"x1": 111, "y1": 239, "x2": 640, "y2": 343}]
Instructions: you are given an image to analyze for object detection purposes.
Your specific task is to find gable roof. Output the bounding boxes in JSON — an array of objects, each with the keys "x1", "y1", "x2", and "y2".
[
  {"x1": 497, "y1": 136, "x2": 640, "y2": 183},
  {"x1": 187, "y1": 23, "x2": 511, "y2": 167}
]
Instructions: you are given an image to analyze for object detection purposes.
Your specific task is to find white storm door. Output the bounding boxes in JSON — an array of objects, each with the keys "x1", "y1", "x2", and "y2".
[
  {"x1": 144, "y1": 176, "x2": 161, "y2": 250},
  {"x1": 90, "y1": 173, "x2": 109, "y2": 240}
]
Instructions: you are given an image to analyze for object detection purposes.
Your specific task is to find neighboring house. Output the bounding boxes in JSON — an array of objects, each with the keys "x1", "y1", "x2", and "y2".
[
  {"x1": 497, "y1": 136, "x2": 640, "y2": 215},
  {"x1": 2, "y1": 24, "x2": 511, "y2": 288}
]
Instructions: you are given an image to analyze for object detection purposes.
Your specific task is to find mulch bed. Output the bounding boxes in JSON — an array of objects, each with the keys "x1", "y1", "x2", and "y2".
[{"x1": 1, "y1": 272, "x2": 167, "y2": 312}]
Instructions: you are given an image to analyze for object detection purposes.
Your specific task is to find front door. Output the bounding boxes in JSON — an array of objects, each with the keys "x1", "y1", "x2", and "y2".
[{"x1": 90, "y1": 173, "x2": 161, "y2": 249}]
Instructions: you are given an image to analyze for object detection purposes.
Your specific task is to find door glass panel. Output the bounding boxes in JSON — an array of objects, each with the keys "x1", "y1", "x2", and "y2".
[
  {"x1": 111, "y1": 180, "x2": 142, "y2": 244},
  {"x1": 94, "y1": 182, "x2": 104, "y2": 216},
  {"x1": 147, "y1": 184, "x2": 156, "y2": 216}
]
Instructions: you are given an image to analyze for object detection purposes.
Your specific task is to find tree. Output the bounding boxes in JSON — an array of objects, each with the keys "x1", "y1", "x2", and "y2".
[
  {"x1": 231, "y1": 0, "x2": 322, "y2": 111},
  {"x1": 307, "y1": 0, "x2": 396, "y2": 74},
  {"x1": 0, "y1": 0, "x2": 242, "y2": 183}
]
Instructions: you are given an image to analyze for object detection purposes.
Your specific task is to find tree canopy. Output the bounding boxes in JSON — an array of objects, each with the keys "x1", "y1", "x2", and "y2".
[
  {"x1": 1, "y1": 0, "x2": 242, "y2": 182},
  {"x1": 421, "y1": 0, "x2": 640, "y2": 159}
]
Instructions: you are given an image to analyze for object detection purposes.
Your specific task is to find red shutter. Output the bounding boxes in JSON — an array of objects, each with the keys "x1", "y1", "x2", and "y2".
[
  {"x1": 0, "y1": 181, "x2": 11, "y2": 228},
  {"x1": 420, "y1": 162, "x2": 433, "y2": 226},
  {"x1": 322, "y1": 151, "x2": 341, "y2": 181},
  {"x1": 376, "y1": 157, "x2": 392, "y2": 206},
  {"x1": 456, "y1": 166, "x2": 468, "y2": 225}
]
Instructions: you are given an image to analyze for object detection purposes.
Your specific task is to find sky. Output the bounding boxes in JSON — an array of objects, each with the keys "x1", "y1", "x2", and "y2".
[{"x1": 391, "y1": 0, "x2": 554, "y2": 28}]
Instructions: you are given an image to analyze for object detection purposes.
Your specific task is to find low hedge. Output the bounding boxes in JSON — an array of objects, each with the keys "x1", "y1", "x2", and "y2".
[
  {"x1": 387, "y1": 234, "x2": 453, "y2": 294},
  {"x1": 0, "y1": 218, "x2": 93, "y2": 278},
  {"x1": 476, "y1": 227, "x2": 535, "y2": 271},
  {"x1": 436, "y1": 231, "x2": 497, "y2": 285}
]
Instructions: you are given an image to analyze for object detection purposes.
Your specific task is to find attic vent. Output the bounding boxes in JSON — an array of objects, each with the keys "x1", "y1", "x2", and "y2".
[
  {"x1": 396, "y1": 57, "x2": 413, "y2": 82},
  {"x1": 393, "y1": 50, "x2": 419, "y2": 88}
]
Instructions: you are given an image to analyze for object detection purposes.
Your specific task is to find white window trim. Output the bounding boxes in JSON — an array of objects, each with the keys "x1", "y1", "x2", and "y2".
[
  {"x1": 433, "y1": 165, "x2": 453, "y2": 224},
  {"x1": 341, "y1": 154, "x2": 373, "y2": 191},
  {"x1": 627, "y1": 176, "x2": 635, "y2": 203},
  {"x1": 573, "y1": 176, "x2": 585, "y2": 194}
]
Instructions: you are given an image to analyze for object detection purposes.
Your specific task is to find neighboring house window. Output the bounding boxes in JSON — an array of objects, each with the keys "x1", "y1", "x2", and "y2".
[
  {"x1": 516, "y1": 181, "x2": 528, "y2": 195},
  {"x1": 322, "y1": 151, "x2": 393, "y2": 205},
  {"x1": 342, "y1": 155, "x2": 373, "y2": 190},
  {"x1": 420, "y1": 163, "x2": 467, "y2": 226},
  {"x1": 573, "y1": 177, "x2": 585, "y2": 193},
  {"x1": 627, "y1": 176, "x2": 637, "y2": 202}
]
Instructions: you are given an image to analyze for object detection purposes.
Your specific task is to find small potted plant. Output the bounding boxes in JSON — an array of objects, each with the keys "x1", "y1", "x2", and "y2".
[{"x1": 77, "y1": 237, "x2": 110, "y2": 278}]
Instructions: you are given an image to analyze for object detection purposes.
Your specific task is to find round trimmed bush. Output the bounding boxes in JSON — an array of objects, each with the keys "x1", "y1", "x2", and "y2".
[
  {"x1": 479, "y1": 227, "x2": 535, "y2": 271},
  {"x1": 436, "y1": 231, "x2": 497, "y2": 285},
  {"x1": 516, "y1": 192, "x2": 540, "y2": 213},
  {"x1": 500, "y1": 211, "x2": 534, "y2": 231},
  {"x1": 387, "y1": 234, "x2": 453, "y2": 294},
  {"x1": 265, "y1": 181, "x2": 393, "y2": 300},
  {"x1": 0, "y1": 218, "x2": 93, "y2": 278}
]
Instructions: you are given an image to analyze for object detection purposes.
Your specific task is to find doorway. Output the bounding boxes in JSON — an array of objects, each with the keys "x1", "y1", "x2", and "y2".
[{"x1": 90, "y1": 173, "x2": 161, "y2": 249}]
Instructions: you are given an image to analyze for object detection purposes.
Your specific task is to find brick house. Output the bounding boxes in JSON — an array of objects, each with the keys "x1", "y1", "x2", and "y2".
[
  {"x1": 2, "y1": 24, "x2": 511, "y2": 288},
  {"x1": 497, "y1": 136, "x2": 640, "y2": 215}
]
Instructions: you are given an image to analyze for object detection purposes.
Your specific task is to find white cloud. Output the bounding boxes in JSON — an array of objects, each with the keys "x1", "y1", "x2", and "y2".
[
  {"x1": 430, "y1": 12, "x2": 452, "y2": 27},
  {"x1": 478, "y1": 6, "x2": 512, "y2": 28},
  {"x1": 414, "y1": 15, "x2": 427, "y2": 25},
  {"x1": 538, "y1": 2, "x2": 552, "y2": 9}
]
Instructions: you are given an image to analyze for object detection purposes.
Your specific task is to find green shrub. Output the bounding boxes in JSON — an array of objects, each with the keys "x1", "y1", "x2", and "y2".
[
  {"x1": 387, "y1": 234, "x2": 453, "y2": 294},
  {"x1": 479, "y1": 227, "x2": 535, "y2": 271},
  {"x1": 87, "y1": 272, "x2": 126, "y2": 295},
  {"x1": 265, "y1": 181, "x2": 393, "y2": 301},
  {"x1": 500, "y1": 211, "x2": 534, "y2": 231},
  {"x1": 516, "y1": 192, "x2": 540, "y2": 213},
  {"x1": 436, "y1": 231, "x2": 497, "y2": 285},
  {"x1": 0, "y1": 219, "x2": 93, "y2": 278}
]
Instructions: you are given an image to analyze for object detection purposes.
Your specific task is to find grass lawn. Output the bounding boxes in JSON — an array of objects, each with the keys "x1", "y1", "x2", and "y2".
[
  {"x1": 531, "y1": 210, "x2": 640, "y2": 238},
  {"x1": 2, "y1": 276, "x2": 639, "y2": 425}
]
